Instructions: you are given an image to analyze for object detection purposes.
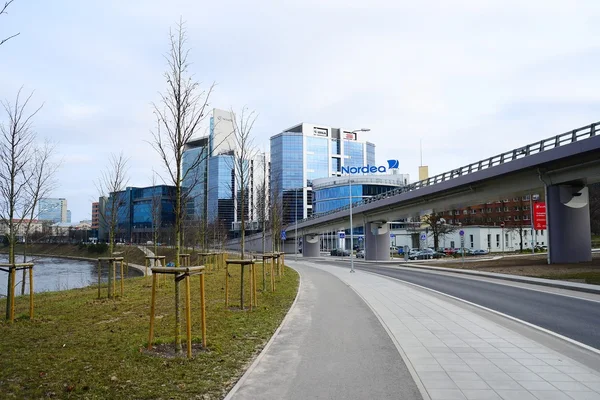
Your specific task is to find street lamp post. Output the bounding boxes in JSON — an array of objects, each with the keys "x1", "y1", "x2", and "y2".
[{"x1": 348, "y1": 128, "x2": 370, "y2": 273}]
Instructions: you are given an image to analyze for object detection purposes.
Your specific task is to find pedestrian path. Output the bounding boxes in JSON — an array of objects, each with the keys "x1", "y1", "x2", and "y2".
[
  {"x1": 299, "y1": 260, "x2": 600, "y2": 400},
  {"x1": 226, "y1": 263, "x2": 422, "y2": 400}
]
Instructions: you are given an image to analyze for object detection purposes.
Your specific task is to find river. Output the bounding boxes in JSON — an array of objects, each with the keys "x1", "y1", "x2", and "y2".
[{"x1": 0, "y1": 255, "x2": 143, "y2": 295}]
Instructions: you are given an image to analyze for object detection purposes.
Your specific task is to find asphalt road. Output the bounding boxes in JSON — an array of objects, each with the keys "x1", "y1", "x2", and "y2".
[{"x1": 317, "y1": 260, "x2": 600, "y2": 351}]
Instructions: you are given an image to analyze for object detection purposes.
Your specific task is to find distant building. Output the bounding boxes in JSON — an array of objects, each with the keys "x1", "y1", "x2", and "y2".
[
  {"x1": 66, "y1": 210, "x2": 71, "y2": 223},
  {"x1": 38, "y1": 198, "x2": 67, "y2": 223},
  {"x1": 183, "y1": 108, "x2": 270, "y2": 237},
  {"x1": 91, "y1": 202, "x2": 99, "y2": 230},
  {"x1": 102, "y1": 185, "x2": 180, "y2": 243},
  {"x1": 0, "y1": 219, "x2": 42, "y2": 239},
  {"x1": 270, "y1": 123, "x2": 376, "y2": 224}
]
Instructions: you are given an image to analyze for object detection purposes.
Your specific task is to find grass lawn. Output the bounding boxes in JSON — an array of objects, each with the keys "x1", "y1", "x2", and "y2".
[{"x1": 0, "y1": 262, "x2": 299, "y2": 399}]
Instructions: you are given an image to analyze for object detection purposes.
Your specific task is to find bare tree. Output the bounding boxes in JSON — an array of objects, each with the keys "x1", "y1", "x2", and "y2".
[
  {"x1": 20, "y1": 140, "x2": 59, "y2": 294},
  {"x1": 421, "y1": 212, "x2": 456, "y2": 250},
  {"x1": 229, "y1": 107, "x2": 258, "y2": 259},
  {"x1": 97, "y1": 153, "x2": 129, "y2": 257},
  {"x1": 0, "y1": 0, "x2": 19, "y2": 47},
  {"x1": 151, "y1": 20, "x2": 215, "y2": 354}
]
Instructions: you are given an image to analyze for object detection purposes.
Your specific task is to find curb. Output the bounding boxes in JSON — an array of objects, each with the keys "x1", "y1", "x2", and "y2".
[
  {"x1": 398, "y1": 263, "x2": 600, "y2": 295},
  {"x1": 223, "y1": 265, "x2": 302, "y2": 400}
]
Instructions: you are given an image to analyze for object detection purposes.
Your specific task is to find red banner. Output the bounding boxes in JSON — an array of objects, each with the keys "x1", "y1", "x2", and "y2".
[{"x1": 533, "y1": 202, "x2": 547, "y2": 230}]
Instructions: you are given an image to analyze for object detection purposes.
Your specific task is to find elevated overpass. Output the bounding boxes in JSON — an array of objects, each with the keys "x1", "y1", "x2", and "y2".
[{"x1": 288, "y1": 122, "x2": 600, "y2": 264}]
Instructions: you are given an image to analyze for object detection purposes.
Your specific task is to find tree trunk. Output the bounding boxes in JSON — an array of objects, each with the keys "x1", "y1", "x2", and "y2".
[{"x1": 174, "y1": 180, "x2": 182, "y2": 354}]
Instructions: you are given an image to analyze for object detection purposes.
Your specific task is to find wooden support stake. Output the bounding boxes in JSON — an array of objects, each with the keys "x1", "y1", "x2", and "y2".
[
  {"x1": 9, "y1": 267, "x2": 16, "y2": 322},
  {"x1": 249, "y1": 265, "x2": 253, "y2": 312},
  {"x1": 185, "y1": 274, "x2": 192, "y2": 359},
  {"x1": 200, "y1": 273, "x2": 206, "y2": 348},
  {"x1": 240, "y1": 265, "x2": 245, "y2": 310},
  {"x1": 253, "y1": 263, "x2": 258, "y2": 306},
  {"x1": 120, "y1": 261, "x2": 124, "y2": 297},
  {"x1": 148, "y1": 273, "x2": 157, "y2": 350},
  {"x1": 270, "y1": 257, "x2": 275, "y2": 292},
  {"x1": 225, "y1": 264, "x2": 229, "y2": 308},
  {"x1": 29, "y1": 267, "x2": 34, "y2": 320},
  {"x1": 145, "y1": 259, "x2": 148, "y2": 277},
  {"x1": 262, "y1": 258, "x2": 266, "y2": 292},
  {"x1": 97, "y1": 260, "x2": 101, "y2": 299},
  {"x1": 112, "y1": 260, "x2": 117, "y2": 299}
]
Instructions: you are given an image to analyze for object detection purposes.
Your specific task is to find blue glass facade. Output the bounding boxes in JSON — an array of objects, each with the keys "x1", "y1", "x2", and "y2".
[
  {"x1": 182, "y1": 142, "x2": 208, "y2": 218},
  {"x1": 38, "y1": 198, "x2": 67, "y2": 223},
  {"x1": 271, "y1": 134, "x2": 303, "y2": 191},
  {"x1": 106, "y1": 185, "x2": 179, "y2": 242},
  {"x1": 313, "y1": 183, "x2": 401, "y2": 215},
  {"x1": 344, "y1": 141, "x2": 365, "y2": 169},
  {"x1": 366, "y1": 142, "x2": 376, "y2": 166},
  {"x1": 306, "y1": 137, "x2": 329, "y2": 183},
  {"x1": 207, "y1": 155, "x2": 234, "y2": 225}
]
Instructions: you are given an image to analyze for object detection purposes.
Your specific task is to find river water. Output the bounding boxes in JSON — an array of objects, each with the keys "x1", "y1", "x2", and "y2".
[{"x1": 0, "y1": 256, "x2": 143, "y2": 296}]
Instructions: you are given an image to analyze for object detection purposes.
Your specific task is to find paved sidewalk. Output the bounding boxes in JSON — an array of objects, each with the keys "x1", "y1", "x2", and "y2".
[
  {"x1": 226, "y1": 263, "x2": 421, "y2": 400},
  {"x1": 296, "y1": 260, "x2": 600, "y2": 400}
]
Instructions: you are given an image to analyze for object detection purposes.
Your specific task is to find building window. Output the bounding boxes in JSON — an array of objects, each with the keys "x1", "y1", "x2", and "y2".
[
  {"x1": 523, "y1": 215, "x2": 530, "y2": 220},
  {"x1": 513, "y1": 197, "x2": 520, "y2": 202},
  {"x1": 514, "y1": 206, "x2": 520, "y2": 211},
  {"x1": 463, "y1": 209, "x2": 468, "y2": 215},
  {"x1": 454, "y1": 210, "x2": 460, "y2": 215},
  {"x1": 487, "y1": 218, "x2": 491, "y2": 222},
  {"x1": 503, "y1": 199, "x2": 509, "y2": 203},
  {"x1": 470, "y1": 209, "x2": 476, "y2": 214},
  {"x1": 514, "y1": 215, "x2": 520, "y2": 221},
  {"x1": 496, "y1": 207, "x2": 501, "y2": 212},
  {"x1": 470, "y1": 234, "x2": 474, "y2": 248},
  {"x1": 486, "y1": 208, "x2": 492, "y2": 213},
  {"x1": 487, "y1": 234, "x2": 491, "y2": 249},
  {"x1": 523, "y1": 195, "x2": 530, "y2": 201},
  {"x1": 496, "y1": 234, "x2": 500, "y2": 248},
  {"x1": 503, "y1": 207, "x2": 509, "y2": 212},
  {"x1": 450, "y1": 241, "x2": 455, "y2": 248},
  {"x1": 505, "y1": 216, "x2": 511, "y2": 221}
]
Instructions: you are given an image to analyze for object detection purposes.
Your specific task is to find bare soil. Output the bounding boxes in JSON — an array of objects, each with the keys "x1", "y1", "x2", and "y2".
[{"x1": 409, "y1": 253, "x2": 600, "y2": 283}]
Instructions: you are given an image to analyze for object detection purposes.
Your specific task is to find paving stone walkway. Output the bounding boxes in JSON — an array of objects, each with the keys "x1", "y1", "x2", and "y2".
[{"x1": 298, "y1": 260, "x2": 600, "y2": 400}]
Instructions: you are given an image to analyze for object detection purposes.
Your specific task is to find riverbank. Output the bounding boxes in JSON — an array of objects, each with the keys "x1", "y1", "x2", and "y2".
[{"x1": 0, "y1": 263, "x2": 299, "y2": 399}]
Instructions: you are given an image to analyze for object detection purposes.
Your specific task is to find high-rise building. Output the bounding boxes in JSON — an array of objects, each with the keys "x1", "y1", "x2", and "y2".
[
  {"x1": 270, "y1": 123, "x2": 376, "y2": 224},
  {"x1": 183, "y1": 109, "x2": 269, "y2": 237},
  {"x1": 38, "y1": 198, "x2": 68, "y2": 223},
  {"x1": 66, "y1": 210, "x2": 71, "y2": 223}
]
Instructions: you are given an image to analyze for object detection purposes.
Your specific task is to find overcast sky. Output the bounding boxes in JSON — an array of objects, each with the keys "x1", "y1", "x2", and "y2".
[{"x1": 2, "y1": 0, "x2": 600, "y2": 222}]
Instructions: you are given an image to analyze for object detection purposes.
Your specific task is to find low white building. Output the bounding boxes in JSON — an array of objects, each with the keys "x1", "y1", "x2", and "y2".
[
  {"x1": 0, "y1": 219, "x2": 43, "y2": 237},
  {"x1": 389, "y1": 225, "x2": 547, "y2": 253}
]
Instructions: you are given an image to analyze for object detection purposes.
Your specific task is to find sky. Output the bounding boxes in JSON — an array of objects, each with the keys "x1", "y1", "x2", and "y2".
[{"x1": 2, "y1": 0, "x2": 600, "y2": 222}]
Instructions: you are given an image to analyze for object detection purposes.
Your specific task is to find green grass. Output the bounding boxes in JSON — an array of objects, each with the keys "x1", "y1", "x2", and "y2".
[
  {"x1": 539, "y1": 271, "x2": 600, "y2": 285},
  {"x1": 0, "y1": 263, "x2": 299, "y2": 399}
]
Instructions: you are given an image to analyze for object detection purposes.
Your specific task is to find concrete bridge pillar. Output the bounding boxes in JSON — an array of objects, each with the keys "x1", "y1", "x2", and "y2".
[
  {"x1": 547, "y1": 184, "x2": 592, "y2": 264},
  {"x1": 365, "y1": 222, "x2": 391, "y2": 261},
  {"x1": 302, "y1": 234, "x2": 320, "y2": 257}
]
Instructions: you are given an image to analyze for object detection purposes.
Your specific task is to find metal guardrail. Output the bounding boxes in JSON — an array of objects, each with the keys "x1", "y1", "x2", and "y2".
[{"x1": 296, "y1": 121, "x2": 598, "y2": 225}]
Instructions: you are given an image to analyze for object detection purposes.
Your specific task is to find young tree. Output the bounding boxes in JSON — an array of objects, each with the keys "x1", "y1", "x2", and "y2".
[
  {"x1": 421, "y1": 212, "x2": 456, "y2": 250},
  {"x1": 20, "y1": 140, "x2": 59, "y2": 294},
  {"x1": 97, "y1": 153, "x2": 129, "y2": 257},
  {"x1": 1, "y1": 0, "x2": 19, "y2": 47},
  {"x1": 151, "y1": 20, "x2": 215, "y2": 354},
  {"x1": 229, "y1": 107, "x2": 258, "y2": 259},
  {"x1": 0, "y1": 89, "x2": 56, "y2": 318}
]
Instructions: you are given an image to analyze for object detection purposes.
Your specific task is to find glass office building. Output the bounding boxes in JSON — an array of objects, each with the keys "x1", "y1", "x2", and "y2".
[
  {"x1": 270, "y1": 123, "x2": 376, "y2": 225},
  {"x1": 182, "y1": 109, "x2": 269, "y2": 237},
  {"x1": 105, "y1": 185, "x2": 178, "y2": 243},
  {"x1": 312, "y1": 175, "x2": 409, "y2": 215},
  {"x1": 38, "y1": 198, "x2": 68, "y2": 223}
]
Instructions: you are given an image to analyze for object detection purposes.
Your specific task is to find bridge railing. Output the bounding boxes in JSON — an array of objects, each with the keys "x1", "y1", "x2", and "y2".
[{"x1": 295, "y1": 122, "x2": 597, "y2": 225}]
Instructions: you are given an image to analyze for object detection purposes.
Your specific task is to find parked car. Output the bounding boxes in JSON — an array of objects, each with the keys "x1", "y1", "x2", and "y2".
[
  {"x1": 330, "y1": 248, "x2": 350, "y2": 256},
  {"x1": 356, "y1": 250, "x2": 365, "y2": 258},
  {"x1": 472, "y1": 249, "x2": 489, "y2": 255},
  {"x1": 409, "y1": 248, "x2": 439, "y2": 260}
]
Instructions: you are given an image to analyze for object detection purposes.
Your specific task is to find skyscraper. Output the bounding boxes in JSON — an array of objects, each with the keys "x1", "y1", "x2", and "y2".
[
  {"x1": 183, "y1": 108, "x2": 269, "y2": 237},
  {"x1": 270, "y1": 123, "x2": 376, "y2": 224},
  {"x1": 38, "y1": 198, "x2": 68, "y2": 223}
]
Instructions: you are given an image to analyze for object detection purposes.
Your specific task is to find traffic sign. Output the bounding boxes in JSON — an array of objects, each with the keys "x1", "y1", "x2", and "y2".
[
  {"x1": 339, "y1": 232, "x2": 346, "y2": 239},
  {"x1": 358, "y1": 237, "x2": 363, "y2": 241},
  {"x1": 459, "y1": 230, "x2": 464, "y2": 236},
  {"x1": 390, "y1": 234, "x2": 395, "y2": 238},
  {"x1": 420, "y1": 233, "x2": 427, "y2": 241},
  {"x1": 500, "y1": 222, "x2": 505, "y2": 228},
  {"x1": 281, "y1": 230, "x2": 286, "y2": 240}
]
